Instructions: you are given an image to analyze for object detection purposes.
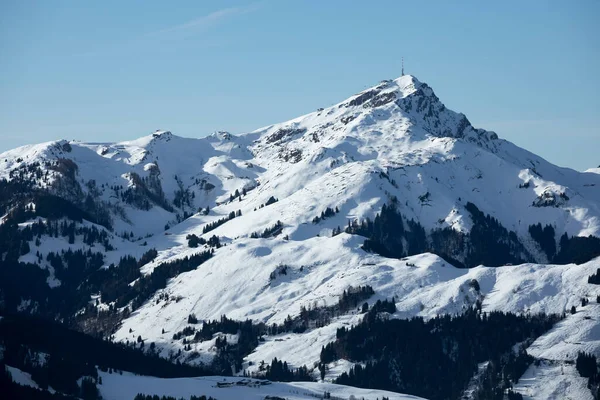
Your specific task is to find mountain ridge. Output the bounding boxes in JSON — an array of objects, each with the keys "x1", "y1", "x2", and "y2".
[{"x1": 1, "y1": 74, "x2": 599, "y2": 259}]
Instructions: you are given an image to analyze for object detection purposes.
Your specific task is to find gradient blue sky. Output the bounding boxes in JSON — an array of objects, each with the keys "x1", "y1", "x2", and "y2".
[{"x1": 1, "y1": 1, "x2": 598, "y2": 170}]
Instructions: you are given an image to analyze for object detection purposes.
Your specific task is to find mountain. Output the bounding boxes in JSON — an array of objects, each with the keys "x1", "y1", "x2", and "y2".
[
  {"x1": 1, "y1": 75, "x2": 599, "y2": 400},
  {"x1": 2, "y1": 76, "x2": 598, "y2": 260}
]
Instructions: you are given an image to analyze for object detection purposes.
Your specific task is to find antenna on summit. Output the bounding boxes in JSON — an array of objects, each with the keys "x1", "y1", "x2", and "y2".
[{"x1": 402, "y1": 57, "x2": 404, "y2": 76}]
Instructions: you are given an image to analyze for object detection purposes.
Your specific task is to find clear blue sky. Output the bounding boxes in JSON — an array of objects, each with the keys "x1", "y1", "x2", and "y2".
[{"x1": 1, "y1": 1, "x2": 598, "y2": 170}]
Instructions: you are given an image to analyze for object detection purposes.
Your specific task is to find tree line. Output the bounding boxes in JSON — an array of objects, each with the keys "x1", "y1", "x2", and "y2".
[
  {"x1": 321, "y1": 305, "x2": 561, "y2": 400},
  {"x1": 345, "y1": 200, "x2": 600, "y2": 268}
]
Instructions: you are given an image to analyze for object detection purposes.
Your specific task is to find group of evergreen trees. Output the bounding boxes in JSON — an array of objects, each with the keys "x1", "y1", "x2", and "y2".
[
  {"x1": 1, "y1": 162, "x2": 112, "y2": 229},
  {"x1": 250, "y1": 220, "x2": 283, "y2": 238},
  {"x1": 337, "y1": 286, "x2": 375, "y2": 313},
  {"x1": 0, "y1": 221, "x2": 116, "y2": 326},
  {"x1": 173, "y1": 176, "x2": 195, "y2": 209},
  {"x1": 186, "y1": 234, "x2": 220, "y2": 249},
  {"x1": 0, "y1": 314, "x2": 213, "y2": 399},
  {"x1": 125, "y1": 250, "x2": 213, "y2": 312},
  {"x1": 321, "y1": 306, "x2": 560, "y2": 400},
  {"x1": 0, "y1": 173, "x2": 231, "y2": 334},
  {"x1": 228, "y1": 187, "x2": 247, "y2": 203},
  {"x1": 267, "y1": 286, "x2": 377, "y2": 335},
  {"x1": 554, "y1": 233, "x2": 600, "y2": 264},
  {"x1": 312, "y1": 206, "x2": 339, "y2": 224},
  {"x1": 462, "y1": 202, "x2": 528, "y2": 267},
  {"x1": 0, "y1": 208, "x2": 214, "y2": 335},
  {"x1": 1, "y1": 364, "x2": 79, "y2": 400},
  {"x1": 259, "y1": 358, "x2": 312, "y2": 382},
  {"x1": 528, "y1": 223, "x2": 600, "y2": 265},
  {"x1": 121, "y1": 172, "x2": 173, "y2": 212},
  {"x1": 576, "y1": 352, "x2": 600, "y2": 398},
  {"x1": 0, "y1": 216, "x2": 112, "y2": 267},
  {"x1": 345, "y1": 201, "x2": 600, "y2": 268},
  {"x1": 588, "y1": 268, "x2": 600, "y2": 285},
  {"x1": 528, "y1": 223, "x2": 556, "y2": 259},
  {"x1": 202, "y1": 210, "x2": 240, "y2": 234},
  {"x1": 170, "y1": 315, "x2": 267, "y2": 373},
  {"x1": 254, "y1": 196, "x2": 278, "y2": 211}
]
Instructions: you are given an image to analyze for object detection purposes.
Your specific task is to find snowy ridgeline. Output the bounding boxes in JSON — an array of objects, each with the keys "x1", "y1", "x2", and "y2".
[{"x1": 1, "y1": 75, "x2": 598, "y2": 243}]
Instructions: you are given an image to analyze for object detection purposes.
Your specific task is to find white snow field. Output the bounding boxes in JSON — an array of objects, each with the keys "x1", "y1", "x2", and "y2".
[
  {"x1": 3, "y1": 364, "x2": 420, "y2": 400},
  {"x1": 507, "y1": 302, "x2": 600, "y2": 400},
  {"x1": 98, "y1": 372, "x2": 423, "y2": 400},
  {"x1": 513, "y1": 360, "x2": 594, "y2": 400}
]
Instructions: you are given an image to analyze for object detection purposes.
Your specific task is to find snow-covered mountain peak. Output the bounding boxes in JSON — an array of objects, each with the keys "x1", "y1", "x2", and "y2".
[
  {"x1": 392, "y1": 73, "x2": 420, "y2": 90},
  {"x1": 345, "y1": 74, "x2": 421, "y2": 103},
  {"x1": 1, "y1": 74, "x2": 599, "y2": 243},
  {"x1": 207, "y1": 131, "x2": 235, "y2": 141},
  {"x1": 117, "y1": 130, "x2": 179, "y2": 150}
]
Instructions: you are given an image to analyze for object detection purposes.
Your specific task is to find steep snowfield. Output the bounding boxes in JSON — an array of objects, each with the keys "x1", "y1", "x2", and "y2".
[
  {"x1": 507, "y1": 303, "x2": 599, "y2": 400},
  {"x1": 526, "y1": 302, "x2": 600, "y2": 361},
  {"x1": 513, "y1": 360, "x2": 594, "y2": 400}
]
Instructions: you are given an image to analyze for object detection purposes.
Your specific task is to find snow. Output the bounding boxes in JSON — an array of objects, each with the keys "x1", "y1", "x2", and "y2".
[
  {"x1": 2, "y1": 73, "x2": 600, "y2": 398},
  {"x1": 17, "y1": 217, "x2": 145, "y2": 288},
  {"x1": 1, "y1": 75, "x2": 598, "y2": 243},
  {"x1": 526, "y1": 303, "x2": 600, "y2": 360},
  {"x1": 5, "y1": 365, "x2": 39, "y2": 389},
  {"x1": 585, "y1": 167, "x2": 600, "y2": 175},
  {"x1": 513, "y1": 360, "x2": 593, "y2": 400},
  {"x1": 98, "y1": 371, "x2": 423, "y2": 400},
  {"x1": 244, "y1": 314, "x2": 362, "y2": 377},
  {"x1": 114, "y1": 232, "x2": 600, "y2": 379}
]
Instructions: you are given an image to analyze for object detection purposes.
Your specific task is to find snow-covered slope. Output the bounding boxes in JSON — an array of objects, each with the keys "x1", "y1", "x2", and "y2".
[
  {"x1": 2, "y1": 74, "x2": 600, "y2": 399},
  {"x1": 114, "y1": 233, "x2": 600, "y2": 374},
  {"x1": 513, "y1": 360, "x2": 594, "y2": 400},
  {"x1": 4, "y1": 364, "x2": 421, "y2": 400},
  {"x1": 2, "y1": 75, "x2": 598, "y2": 244},
  {"x1": 0, "y1": 130, "x2": 257, "y2": 238},
  {"x1": 238, "y1": 75, "x2": 600, "y2": 240},
  {"x1": 97, "y1": 372, "x2": 423, "y2": 400}
]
